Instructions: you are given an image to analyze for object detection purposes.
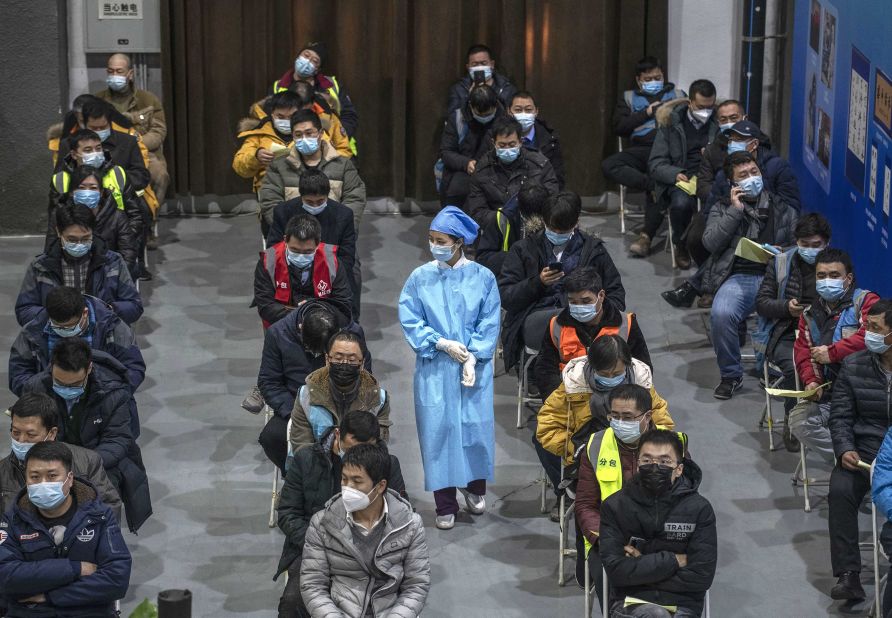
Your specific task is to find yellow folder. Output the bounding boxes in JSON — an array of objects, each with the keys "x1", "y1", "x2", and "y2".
[
  {"x1": 765, "y1": 382, "x2": 831, "y2": 398},
  {"x1": 674, "y1": 175, "x2": 698, "y2": 196}
]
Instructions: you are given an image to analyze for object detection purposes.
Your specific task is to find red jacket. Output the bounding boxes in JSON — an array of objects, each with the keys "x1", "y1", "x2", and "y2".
[{"x1": 794, "y1": 291, "x2": 879, "y2": 386}]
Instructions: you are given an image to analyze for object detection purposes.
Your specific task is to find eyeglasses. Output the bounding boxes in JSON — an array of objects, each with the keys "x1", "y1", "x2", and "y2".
[
  {"x1": 638, "y1": 457, "x2": 678, "y2": 467},
  {"x1": 607, "y1": 410, "x2": 649, "y2": 422},
  {"x1": 328, "y1": 355, "x2": 362, "y2": 365}
]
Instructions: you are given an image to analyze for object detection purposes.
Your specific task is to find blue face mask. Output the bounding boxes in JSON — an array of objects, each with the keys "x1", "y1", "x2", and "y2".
[
  {"x1": 106, "y1": 75, "x2": 128, "y2": 92},
  {"x1": 430, "y1": 242, "x2": 457, "y2": 262},
  {"x1": 610, "y1": 418, "x2": 643, "y2": 444},
  {"x1": 815, "y1": 278, "x2": 847, "y2": 301},
  {"x1": 27, "y1": 478, "x2": 69, "y2": 510},
  {"x1": 296, "y1": 137, "x2": 320, "y2": 156},
  {"x1": 50, "y1": 317, "x2": 84, "y2": 338},
  {"x1": 95, "y1": 128, "x2": 111, "y2": 142},
  {"x1": 737, "y1": 174, "x2": 764, "y2": 198},
  {"x1": 11, "y1": 437, "x2": 37, "y2": 462},
  {"x1": 545, "y1": 228, "x2": 573, "y2": 246},
  {"x1": 295, "y1": 55, "x2": 317, "y2": 78},
  {"x1": 52, "y1": 384, "x2": 85, "y2": 401},
  {"x1": 727, "y1": 140, "x2": 750, "y2": 154},
  {"x1": 865, "y1": 331, "x2": 892, "y2": 354},
  {"x1": 514, "y1": 113, "x2": 535, "y2": 132},
  {"x1": 273, "y1": 118, "x2": 292, "y2": 135},
  {"x1": 569, "y1": 303, "x2": 598, "y2": 323},
  {"x1": 62, "y1": 241, "x2": 92, "y2": 258},
  {"x1": 719, "y1": 122, "x2": 736, "y2": 133},
  {"x1": 81, "y1": 151, "x2": 105, "y2": 168},
  {"x1": 72, "y1": 189, "x2": 101, "y2": 209},
  {"x1": 641, "y1": 80, "x2": 663, "y2": 95},
  {"x1": 496, "y1": 146, "x2": 521, "y2": 164},
  {"x1": 302, "y1": 201, "x2": 327, "y2": 216},
  {"x1": 286, "y1": 249, "x2": 314, "y2": 269},
  {"x1": 594, "y1": 372, "x2": 626, "y2": 389},
  {"x1": 472, "y1": 111, "x2": 495, "y2": 124},
  {"x1": 797, "y1": 245, "x2": 823, "y2": 264},
  {"x1": 468, "y1": 65, "x2": 493, "y2": 82}
]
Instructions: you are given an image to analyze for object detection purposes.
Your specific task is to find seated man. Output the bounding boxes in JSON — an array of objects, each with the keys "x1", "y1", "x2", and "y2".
[
  {"x1": 510, "y1": 91, "x2": 565, "y2": 187},
  {"x1": 267, "y1": 170, "x2": 360, "y2": 316},
  {"x1": 601, "y1": 56, "x2": 684, "y2": 205},
  {"x1": 536, "y1": 336, "x2": 672, "y2": 519},
  {"x1": 632, "y1": 79, "x2": 719, "y2": 268},
  {"x1": 789, "y1": 248, "x2": 879, "y2": 460},
  {"x1": 0, "y1": 393, "x2": 122, "y2": 521},
  {"x1": 536, "y1": 267, "x2": 650, "y2": 399},
  {"x1": 0, "y1": 442, "x2": 131, "y2": 615},
  {"x1": 446, "y1": 43, "x2": 517, "y2": 113},
  {"x1": 437, "y1": 84, "x2": 507, "y2": 209},
  {"x1": 696, "y1": 100, "x2": 748, "y2": 205},
  {"x1": 698, "y1": 152, "x2": 797, "y2": 400},
  {"x1": 600, "y1": 430, "x2": 716, "y2": 618},
  {"x1": 96, "y1": 52, "x2": 169, "y2": 204},
  {"x1": 754, "y1": 213, "x2": 831, "y2": 449},
  {"x1": 827, "y1": 299, "x2": 892, "y2": 602},
  {"x1": 869, "y1": 403, "x2": 892, "y2": 615},
  {"x1": 465, "y1": 116, "x2": 559, "y2": 229},
  {"x1": 56, "y1": 99, "x2": 150, "y2": 193},
  {"x1": 234, "y1": 91, "x2": 304, "y2": 196},
  {"x1": 498, "y1": 191, "x2": 625, "y2": 372},
  {"x1": 253, "y1": 214, "x2": 353, "y2": 328},
  {"x1": 301, "y1": 444, "x2": 430, "y2": 617},
  {"x1": 256, "y1": 301, "x2": 371, "y2": 469},
  {"x1": 476, "y1": 181, "x2": 549, "y2": 277},
  {"x1": 576, "y1": 385, "x2": 687, "y2": 608},
  {"x1": 290, "y1": 330, "x2": 389, "y2": 455},
  {"x1": 272, "y1": 41, "x2": 358, "y2": 152},
  {"x1": 15, "y1": 205, "x2": 143, "y2": 327},
  {"x1": 275, "y1": 411, "x2": 407, "y2": 618},
  {"x1": 25, "y1": 339, "x2": 151, "y2": 533},
  {"x1": 49, "y1": 128, "x2": 145, "y2": 250},
  {"x1": 259, "y1": 110, "x2": 366, "y2": 232},
  {"x1": 10, "y1": 286, "x2": 145, "y2": 396}
]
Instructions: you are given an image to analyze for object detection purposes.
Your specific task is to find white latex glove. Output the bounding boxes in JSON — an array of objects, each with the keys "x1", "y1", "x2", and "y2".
[
  {"x1": 436, "y1": 338, "x2": 469, "y2": 363},
  {"x1": 461, "y1": 354, "x2": 477, "y2": 387}
]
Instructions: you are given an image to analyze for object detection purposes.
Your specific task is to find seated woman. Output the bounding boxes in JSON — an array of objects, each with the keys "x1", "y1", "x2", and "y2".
[
  {"x1": 533, "y1": 335, "x2": 672, "y2": 514},
  {"x1": 51, "y1": 165, "x2": 139, "y2": 276},
  {"x1": 15, "y1": 204, "x2": 142, "y2": 326}
]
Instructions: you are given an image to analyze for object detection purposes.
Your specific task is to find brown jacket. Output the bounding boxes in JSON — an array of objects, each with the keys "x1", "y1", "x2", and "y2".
[
  {"x1": 95, "y1": 86, "x2": 167, "y2": 159},
  {"x1": 289, "y1": 366, "x2": 390, "y2": 453}
]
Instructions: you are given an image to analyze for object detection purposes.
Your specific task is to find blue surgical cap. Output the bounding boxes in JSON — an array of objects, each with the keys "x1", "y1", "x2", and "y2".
[{"x1": 430, "y1": 206, "x2": 480, "y2": 245}]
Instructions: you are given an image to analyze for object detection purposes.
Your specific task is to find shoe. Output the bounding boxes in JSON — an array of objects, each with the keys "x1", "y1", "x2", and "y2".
[
  {"x1": 435, "y1": 514, "x2": 455, "y2": 530},
  {"x1": 629, "y1": 233, "x2": 652, "y2": 257},
  {"x1": 241, "y1": 385, "x2": 264, "y2": 414},
  {"x1": 713, "y1": 377, "x2": 742, "y2": 400},
  {"x1": 459, "y1": 488, "x2": 485, "y2": 515},
  {"x1": 697, "y1": 294, "x2": 714, "y2": 309},
  {"x1": 674, "y1": 245, "x2": 692, "y2": 270},
  {"x1": 138, "y1": 269, "x2": 153, "y2": 281},
  {"x1": 783, "y1": 419, "x2": 800, "y2": 453},
  {"x1": 661, "y1": 282, "x2": 698, "y2": 308},
  {"x1": 830, "y1": 571, "x2": 865, "y2": 600},
  {"x1": 549, "y1": 502, "x2": 561, "y2": 523},
  {"x1": 146, "y1": 234, "x2": 159, "y2": 251}
]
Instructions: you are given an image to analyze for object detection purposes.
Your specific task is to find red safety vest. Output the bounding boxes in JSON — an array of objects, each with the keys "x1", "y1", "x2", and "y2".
[
  {"x1": 549, "y1": 312, "x2": 633, "y2": 370},
  {"x1": 261, "y1": 241, "x2": 338, "y2": 328}
]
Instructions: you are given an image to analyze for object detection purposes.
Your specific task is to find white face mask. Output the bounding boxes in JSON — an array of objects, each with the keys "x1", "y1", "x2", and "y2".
[{"x1": 341, "y1": 484, "x2": 380, "y2": 513}]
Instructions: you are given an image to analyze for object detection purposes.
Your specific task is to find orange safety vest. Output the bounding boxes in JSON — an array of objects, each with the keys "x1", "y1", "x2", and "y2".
[{"x1": 549, "y1": 312, "x2": 633, "y2": 369}]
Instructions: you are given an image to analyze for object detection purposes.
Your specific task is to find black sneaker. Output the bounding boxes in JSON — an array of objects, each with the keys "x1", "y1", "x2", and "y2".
[
  {"x1": 661, "y1": 281, "x2": 698, "y2": 308},
  {"x1": 830, "y1": 571, "x2": 865, "y2": 600},
  {"x1": 713, "y1": 377, "x2": 742, "y2": 400}
]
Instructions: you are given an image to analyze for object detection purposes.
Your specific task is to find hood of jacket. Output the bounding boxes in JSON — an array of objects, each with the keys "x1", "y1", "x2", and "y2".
[
  {"x1": 22, "y1": 296, "x2": 119, "y2": 349},
  {"x1": 237, "y1": 115, "x2": 290, "y2": 141},
  {"x1": 655, "y1": 97, "x2": 691, "y2": 128},
  {"x1": 561, "y1": 356, "x2": 652, "y2": 395},
  {"x1": 285, "y1": 138, "x2": 340, "y2": 171},
  {"x1": 306, "y1": 365, "x2": 381, "y2": 405},
  {"x1": 14, "y1": 477, "x2": 100, "y2": 519}
]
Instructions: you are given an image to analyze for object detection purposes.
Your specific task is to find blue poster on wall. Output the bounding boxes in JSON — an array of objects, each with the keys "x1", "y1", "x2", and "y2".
[{"x1": 790, "y1": 0, "x2": 892, "y2": 296}]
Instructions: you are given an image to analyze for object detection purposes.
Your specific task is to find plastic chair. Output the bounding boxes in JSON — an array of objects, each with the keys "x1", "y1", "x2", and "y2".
[{"x1": 589, "y1": 565, "x2": 712, "y2": 617}]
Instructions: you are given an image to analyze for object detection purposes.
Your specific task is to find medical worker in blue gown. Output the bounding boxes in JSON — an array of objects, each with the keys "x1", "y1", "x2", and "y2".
[{"x1": 398, "y1": 206, "x2": 501, "y2": 530}]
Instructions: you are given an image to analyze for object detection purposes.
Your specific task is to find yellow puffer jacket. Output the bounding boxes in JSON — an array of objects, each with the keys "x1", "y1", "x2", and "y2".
[
  {"x1": 536, "y1": 356, "x2": 673, "y2": 465},
  {"x1": 232, "y1": 117, "x2": 292, "y2": 193},
  {"x1": 249, "y1": 98, "x2": 352, "y2": 159}
]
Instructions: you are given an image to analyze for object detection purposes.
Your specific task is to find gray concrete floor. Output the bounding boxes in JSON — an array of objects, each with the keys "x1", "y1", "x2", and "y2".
[{"x1": 0, "y1": 209, "x2": 879, "y2": 617}]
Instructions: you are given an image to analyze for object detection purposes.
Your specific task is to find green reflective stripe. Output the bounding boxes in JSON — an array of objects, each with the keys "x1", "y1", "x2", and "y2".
[
  {"x1": 496, "y1": 211, "x2": 511, "y2": 252},
  {"x1": 53, "y1": 171, "x2": 69, "y2": 194},
  {"x1": 273, "y1": 80, "x2": 286, "y2": 93}
]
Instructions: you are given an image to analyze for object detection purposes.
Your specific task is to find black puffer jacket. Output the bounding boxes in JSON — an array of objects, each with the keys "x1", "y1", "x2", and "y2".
[
  {"x1": 755, "y1": 248, "x2": 815, "y2": 355},
  {"x1": 498, "y1": 230, "x2": 625, "y2": 370},
  {"x1": 600, "y1": 459, "x2": 717, "y2": 615},
  {"x1": 466, "y1": 149, "x2": 559, "y2": 228},
  {"x1": 830, "y1": 351, "x2": 892, "y2": 460},
  {"x1": 274, "y1": 430, "x2": 407, "y2": 579},
  {"x1": 438, "y1": 106, "x2": 506, "y2": 201},
  {"x1": 524, "y1": 118, "x2": 565, "y2": 188}
]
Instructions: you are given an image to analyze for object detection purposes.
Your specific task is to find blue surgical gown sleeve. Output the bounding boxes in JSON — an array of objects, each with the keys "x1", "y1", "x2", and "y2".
[
  {"x1": 466, "y1": 268, "x2": 501, "y2": 361},
  {"x1": 398, "y1": 269, "x2": 444, "y2": 359}
]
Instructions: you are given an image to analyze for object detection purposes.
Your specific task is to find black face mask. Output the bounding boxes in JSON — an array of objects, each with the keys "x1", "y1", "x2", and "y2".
[
  {"x1": 637, "y1": 464, "x2": 675, "y2": 496},
  {"x1": 329, "y1": 362, "x2": 361, "y2": 388}
]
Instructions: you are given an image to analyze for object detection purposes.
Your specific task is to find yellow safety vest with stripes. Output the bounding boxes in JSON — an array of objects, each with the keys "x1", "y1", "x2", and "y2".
[
  {"x1": 273, "y1": 74, "x2": 357, "y2": 156},
  {"x1": 583, "y1": 427, "x2": 688, "y2": 556},
  {"x1": 53, "y1": 166, "x2": 127, "y2": 211}
]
